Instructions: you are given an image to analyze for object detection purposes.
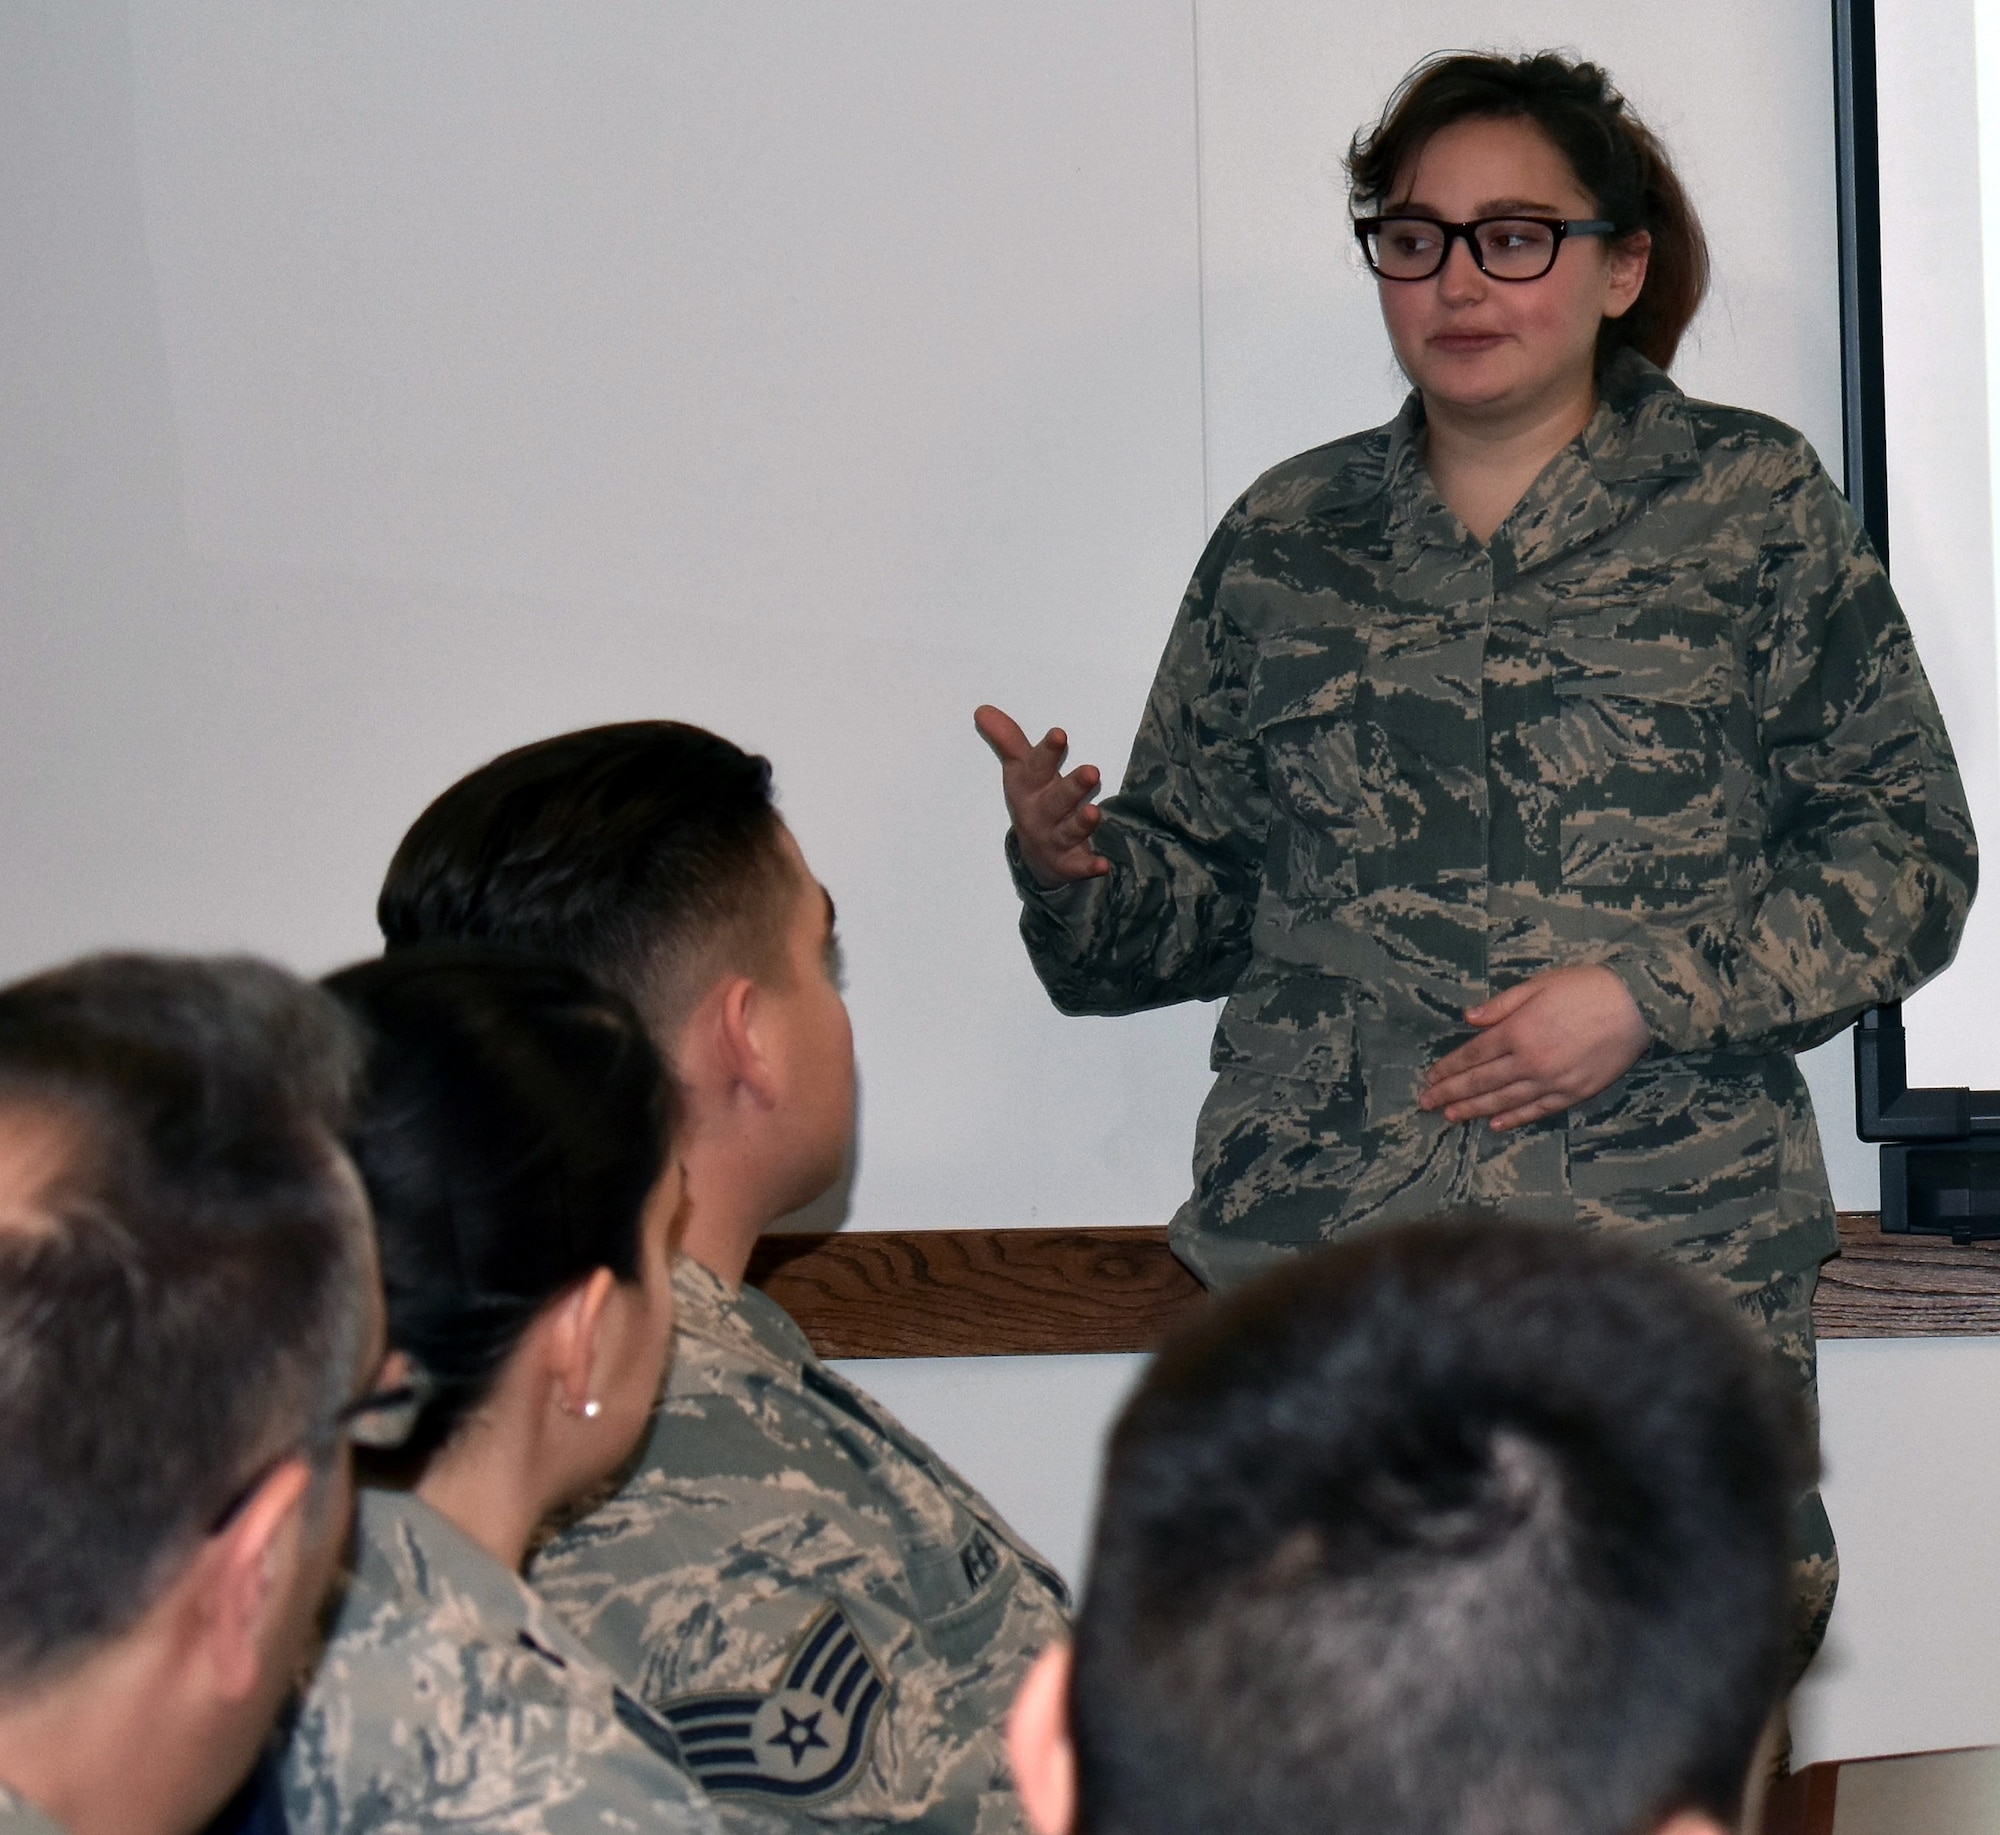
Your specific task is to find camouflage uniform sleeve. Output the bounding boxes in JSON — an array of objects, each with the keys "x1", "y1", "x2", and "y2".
[
  {"x1": 282, "y1": 1606, "x2": 724, "y2": 1835},
  {"x1": 1602, "y1": 448, "x2": 1977, "y2": 1054},
  {"x1": 533, "y1": 1378, "x2": 1066, "y2": 1835},
  {"x1": 0, "y1": 1789, "x2": 65, "y2": 1835},
  {"x1": 1012, "y1": 504, "x2": 1270, "y2": 1013}
]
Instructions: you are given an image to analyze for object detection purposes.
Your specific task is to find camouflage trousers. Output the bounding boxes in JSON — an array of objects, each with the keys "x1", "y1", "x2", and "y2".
[{"x1": 1170, "y1": 1054, "x2": 1840, "y2": 1682}]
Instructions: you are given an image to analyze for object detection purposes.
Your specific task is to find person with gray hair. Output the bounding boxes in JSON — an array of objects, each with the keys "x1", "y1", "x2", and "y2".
[{"x1": 0, "y1": 954, "x2": 412, "y2": 1835}]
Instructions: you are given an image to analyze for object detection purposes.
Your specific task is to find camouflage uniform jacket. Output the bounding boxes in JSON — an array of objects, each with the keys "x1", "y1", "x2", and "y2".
[
  {"x1": 281, "y1": 1487, "x2": 723, "y2": 1835},
  {"x1": 0, "y1": 1787, "x2": 64, "y2": 1835},
  {"x1": 532, "y1": 1255, "x2": 1072, "y2": 1835},
  {"x1": 1013, "y1": 351, "x2": 1976, "y2": 1290}
]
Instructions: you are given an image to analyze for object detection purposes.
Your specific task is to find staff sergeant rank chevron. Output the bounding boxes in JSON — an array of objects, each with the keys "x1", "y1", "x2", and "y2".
[{"x1": 663, "y1": 1605, "x2": 889, "y2": 1800}]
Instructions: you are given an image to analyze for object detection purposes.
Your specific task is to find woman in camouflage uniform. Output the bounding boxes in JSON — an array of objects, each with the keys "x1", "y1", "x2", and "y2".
[
  {"x1": 283, "y1": 952, "x2": 722, "y2": 1835},
  {"x1": 978, "y1": 52, "x2": 1975, "y2": 1674}
]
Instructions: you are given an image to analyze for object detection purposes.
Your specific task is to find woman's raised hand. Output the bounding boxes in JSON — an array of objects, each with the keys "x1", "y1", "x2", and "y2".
[{"x1": 974, "y1": 705, "x2": 1113, "y2": 890}]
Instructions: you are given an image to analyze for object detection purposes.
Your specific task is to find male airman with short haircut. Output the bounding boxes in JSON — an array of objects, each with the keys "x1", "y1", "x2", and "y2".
[
  {"x1": 1008, "y1": 1217, "x2": 1809, "y2": 1835},
  {"x1": 0, "y1": 955, "x2": 398, "y2": 1835},
  {"x1": 380, "y1": 724, "x2": 1069, "y2": 1835}
]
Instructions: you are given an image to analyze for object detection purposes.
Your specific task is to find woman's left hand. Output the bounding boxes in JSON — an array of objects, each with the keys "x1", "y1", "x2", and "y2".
[{"x1": 1419, "y1": 965, "x2": 1652, "y2": 1130}]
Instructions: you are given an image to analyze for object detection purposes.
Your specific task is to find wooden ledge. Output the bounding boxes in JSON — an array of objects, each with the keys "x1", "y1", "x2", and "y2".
[
  {"x1": 1765, "y1": 1745, "x2": 2000, "y2": 1835},
  {"x1": 748, "y1": 1226, "x2": 1204, "y2": 1360},
  {"x1": 1764, "y1": 1758, "x2": 1840, "y2": 1835},
  {"x1": 1814, "y1": 1214, "x2": 2000, "y2": 1336},
  {"x1": 747, "y1": 1213, "x2": 2000, "y2": 1361}
]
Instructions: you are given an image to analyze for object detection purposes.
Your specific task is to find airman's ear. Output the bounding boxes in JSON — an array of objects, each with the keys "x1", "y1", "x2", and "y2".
[
  {"x1": 695, "y1": 974, "x2": 776, "y2": 1106},
  {"x1": 1007, "y1": 1642, "x2": 1077, "y2": 1835},
  {"x1": 201, "y1": 1457, "x2": 315, "y2": 1702},
  {"x1": 542, "y1": 1265, "x2": 619, "y2": 1421}
]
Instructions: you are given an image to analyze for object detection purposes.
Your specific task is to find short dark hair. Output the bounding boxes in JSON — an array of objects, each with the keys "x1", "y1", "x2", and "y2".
[
  {"x1": 324, "y1": 948, "x2": 670, "y2": 1463},
  {"x1": 0, "y1": 954, "x2": 371, "y2": 1687},
  {"x1": 1071, "y1": 1220, "x2": 1809, "y2": 1835},
  {"x1": 377, "y1": 723, "x2": 796, "y2": 1041},
  {"x1": 1348, "y1": 51, "x2": 1710, "y2": 370}
]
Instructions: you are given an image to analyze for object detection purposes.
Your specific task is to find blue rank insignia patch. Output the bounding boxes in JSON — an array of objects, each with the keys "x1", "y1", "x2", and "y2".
[{"x1": 661, "y1": 1603, "x2": 887, "y2": 1800}]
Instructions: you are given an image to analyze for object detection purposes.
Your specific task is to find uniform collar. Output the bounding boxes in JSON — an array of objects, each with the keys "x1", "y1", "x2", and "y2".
[
  {"x1": 356, "y1": 1487, "x2": 532, "y2": 1632},
  {"x1": 359, "y1": 1485, "x2": 607, "y2": 1663},
  {"x1": 0, "y1": 1786, "x2": 66, "y2": 1835},
  {"x1": 355, "y1": 1488, "x2": 631, "y2": 1706},
  {"x1": 1341, "y1": 347, "x2": 1702, "y2": 576},
  {"x1": 671, "y1": 1252, "x2": 814, "y2": 1369}
]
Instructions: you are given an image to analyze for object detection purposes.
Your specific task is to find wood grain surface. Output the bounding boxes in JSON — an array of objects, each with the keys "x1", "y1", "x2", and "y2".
[
  {"x1": 748, "y1": 1212, "x2": 2000, "y2": 1360},
  {"x1": 1816, "y1": 1212, "x2": 2000, "y2": 1337},
  {"x1": 1763, "y1": 1761, "x2": 1839, "y2": 1835},
  {"x1": 747, "y1": 1225, "x2": 1206, "y2": 1360}
]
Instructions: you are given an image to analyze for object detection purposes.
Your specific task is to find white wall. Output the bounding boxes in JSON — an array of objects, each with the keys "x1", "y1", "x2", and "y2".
[
  {"x1": 5, "y1": 0, "x2": 1998, "y2": 1765},
  {"x1": 6, "y1": 0, "x2": 1225, "y2": 1236}
]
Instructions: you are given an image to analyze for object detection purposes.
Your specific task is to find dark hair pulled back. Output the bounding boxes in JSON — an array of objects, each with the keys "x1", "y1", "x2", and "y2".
[
  {"x1": 324, "y1": 946, "x2": 670, "y2": 1464},
  {"x1": 1348, "y1": 51, "x2": 1709, "y2": 370}
]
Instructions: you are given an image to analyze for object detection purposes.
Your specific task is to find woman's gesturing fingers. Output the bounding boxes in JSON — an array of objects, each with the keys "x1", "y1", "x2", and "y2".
[
  {"x1": 974, "y1": 705, "x2": 1111, "y2": 888},
  {"x1": 975, "y1": 704, "x2": 1070, "y2": 777}
]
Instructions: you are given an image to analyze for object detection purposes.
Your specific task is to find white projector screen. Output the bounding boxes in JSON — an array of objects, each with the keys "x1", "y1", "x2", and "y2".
[
  {"x1": 1872, "y1": 0, "x2": 2000, "y2": 1105},
  {"x1": 2, "y1": 0, "x2": 1878, "y2": 1232}
]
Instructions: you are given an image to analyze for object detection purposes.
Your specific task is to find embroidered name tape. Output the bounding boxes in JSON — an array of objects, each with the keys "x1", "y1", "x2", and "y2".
[{"x1": 662, "y1": 1603, "x2": 887, "y2": 1800}]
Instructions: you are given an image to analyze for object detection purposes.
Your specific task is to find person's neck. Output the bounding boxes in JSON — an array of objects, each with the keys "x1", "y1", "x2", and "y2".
[
  {"x1": 0, "y1": 1640, "x2": 213, "y2": 1835},
  {"x1": 674, "y1": 1133, "x2": 779, "y2": 1291},
  {"x1": 416, "y1": 1405, "x2": 558, "y2": 1575},
  {"x1": 1421, "y1": 372, "x2": 1598, "y2": 545}
]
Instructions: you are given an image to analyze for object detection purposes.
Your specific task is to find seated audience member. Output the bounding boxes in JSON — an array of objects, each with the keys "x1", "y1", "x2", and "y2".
[
  {"x1": 0, "y1": 955, "x2": 392, "y2": 1835},
  {"x1": 1007, "y1": 1219, "x2": 1809, "y2": 1835},
  {"x1": 285, "y1": 950, "x2": 721, "y2": 1835},
  {"x1": 377, "y1": 724, "x2": 1069, "y2": 1833}
]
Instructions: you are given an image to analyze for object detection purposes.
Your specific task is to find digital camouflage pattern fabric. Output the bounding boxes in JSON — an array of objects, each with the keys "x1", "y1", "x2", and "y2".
[
  {"x1": 1013, "y1": 349, "x2": 1973, "y2": 1281},
  {"x1": 281, "y1": 1488, "x2": 722, "y2": 1835},
  {"x1": 1756, "y1": 1266, "x2": 1839, "y2": 1674},
  {"x1": 532, "y1": 1256, "x2": 1071, "y2": 1835},
  {"x1": 1011, "y1": 350, "x2": 1975, "y2": 1673},
  {"x1": 0, "y1": 1785, "x2": 63, "y2": 1835}
]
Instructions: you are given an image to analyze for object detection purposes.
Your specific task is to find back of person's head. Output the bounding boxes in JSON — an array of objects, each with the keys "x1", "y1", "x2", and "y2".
[
  {"x1": 0, "y1": 954, "x2": 373, "y2": 1784},
  {"x1": 1063, "y1": 1220, "x2": 1807, "y2": 1835},
  {"x1": 323, "y1": 947, "x2": 670, "y2": 1465},
  {"x1": 1348, "y1": 50, "x2": 1710, "y2": 369},
  {"x1": 377, "y1": 723, "x2": 795, "y2": 1044}
]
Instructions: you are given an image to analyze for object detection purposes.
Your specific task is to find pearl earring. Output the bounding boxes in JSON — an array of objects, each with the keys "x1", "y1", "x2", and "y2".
[{"x1": 582, "y1": 1399, "x2": 602, "y2": 1419}]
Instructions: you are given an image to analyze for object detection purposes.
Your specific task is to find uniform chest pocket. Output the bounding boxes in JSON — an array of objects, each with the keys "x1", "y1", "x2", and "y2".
[
  {"x1": 1248, "y1": 629, "x2": 1369, "y2": 901},
  {"x1": 1248, "y1": 630, "x2": 1367, "y2": 818},
  {"x1": 1549, "y1": 607, "x2": 1741, "y2": 894}
]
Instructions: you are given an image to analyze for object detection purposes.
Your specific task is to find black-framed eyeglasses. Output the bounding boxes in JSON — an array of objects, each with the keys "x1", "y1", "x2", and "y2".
[
  {"x1": 205, "y1": 1362, "x2": 436, "y2": 1534},
  {"x1": 1354, "y1": 215, "x2": 1618, "y2": 283}
]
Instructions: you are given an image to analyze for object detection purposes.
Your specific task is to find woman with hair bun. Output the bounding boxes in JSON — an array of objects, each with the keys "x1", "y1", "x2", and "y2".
[
  {"x1": 977, "y1": 50, "x2": 1977, "y2": 1675},
  {"x1": 283, "y1": 947, "x2": 721, "y2": 1835}
]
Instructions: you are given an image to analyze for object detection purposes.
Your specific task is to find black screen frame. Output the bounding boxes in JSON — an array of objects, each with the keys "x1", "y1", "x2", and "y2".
[{"x1": 1832, "y1": 0, "x2": 1891, "y2": 563}]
